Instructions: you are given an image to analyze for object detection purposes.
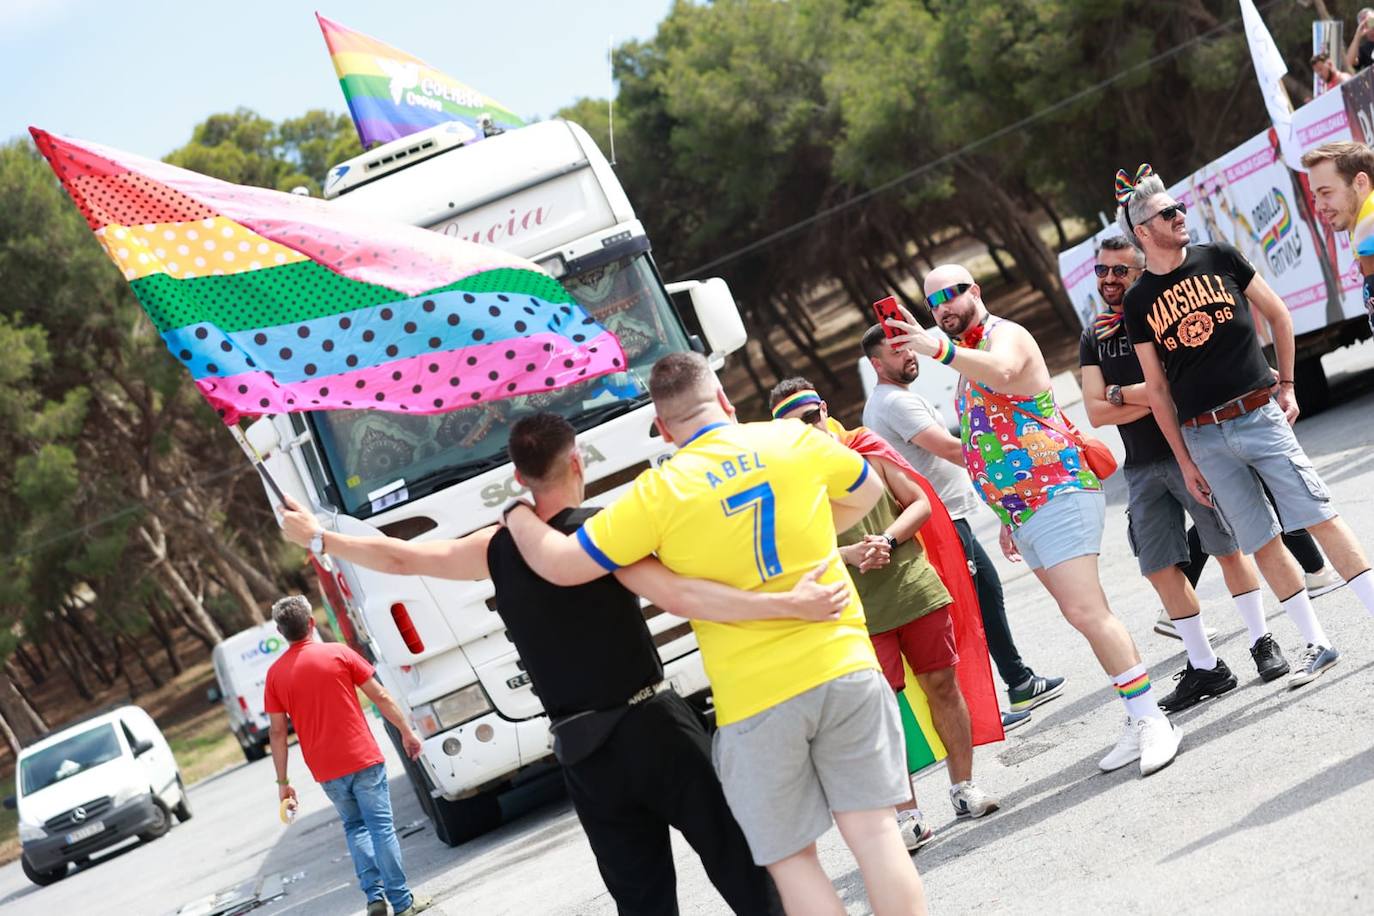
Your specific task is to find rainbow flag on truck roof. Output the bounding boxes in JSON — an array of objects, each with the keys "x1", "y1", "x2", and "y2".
[{"x1": 317, "y1": 13, "x2": 525, "y2": 149}]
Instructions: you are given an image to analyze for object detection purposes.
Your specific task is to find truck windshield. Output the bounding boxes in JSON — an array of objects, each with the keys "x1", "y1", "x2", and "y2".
[
  {"x1": 20, "y1": 724, "x2": 123, "y2": 795},
  {"x1": 309, "y1": 251, "x2": 691, "y2": 515}
]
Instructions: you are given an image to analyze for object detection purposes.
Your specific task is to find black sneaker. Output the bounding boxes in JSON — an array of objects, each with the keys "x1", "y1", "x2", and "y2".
[
  {"x1": 1007, "y1": 674, "x2": 1067, "y2": 712},
  {"x1": 1249, "y1": 633, "x2": 1290, "y2": 682},
  {"x1": 1158, "y1": 658, "x2": 1238, "y2": 712}
]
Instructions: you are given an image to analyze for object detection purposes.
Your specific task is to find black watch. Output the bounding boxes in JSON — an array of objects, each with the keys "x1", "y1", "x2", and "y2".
[
  {"x1": 501, "y1": 497, "x2": 534, "y2": 521},
  {"x1": 882, "y1": 533, "x2": 898, "y2": 551}
]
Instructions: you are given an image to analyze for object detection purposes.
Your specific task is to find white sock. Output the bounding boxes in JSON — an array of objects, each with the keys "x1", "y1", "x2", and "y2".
[
  {"x1": 1347, "y1": 569, "x2": 1374, "y2": 617},
  {"x1": 1281, "y1": 589, "x2": 1331, "y2": 648},
  {"x1": 1173, "y1": 614, "x2": 1218, "y2": 670},
  {"x1": 1112, "y1": 662, "x2": 1166, "y2": 722},
  {"x1": 1232, "y1": 589, "x2": 1267, "y2": 647}
]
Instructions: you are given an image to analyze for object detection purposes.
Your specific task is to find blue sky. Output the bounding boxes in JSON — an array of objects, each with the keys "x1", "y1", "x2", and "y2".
[{"x1": 2, "y1": 0, "x2": 673, "y2": 159}]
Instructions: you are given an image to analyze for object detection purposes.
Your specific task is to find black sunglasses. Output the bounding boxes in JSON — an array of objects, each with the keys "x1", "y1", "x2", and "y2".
[
  {"x1": 1143, "y1": 202, "x2": 1187, "y2": 224},
  {"x1": 799, "y1": 408, "x2": 824, "y2": 426},
  {"x1": 1093, "y1": 264, "x2": 1135, "y2": 278}
]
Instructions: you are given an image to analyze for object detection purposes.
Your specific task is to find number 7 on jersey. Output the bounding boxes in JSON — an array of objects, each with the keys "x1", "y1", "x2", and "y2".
[{"x1": 721, "y1": 482, "x2": 781, "y2": 582}]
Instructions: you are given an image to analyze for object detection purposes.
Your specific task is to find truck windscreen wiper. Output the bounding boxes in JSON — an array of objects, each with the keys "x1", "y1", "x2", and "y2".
[
  {"x1": 407, "y1": 454, "x2": 511, "y2": 497},
  {"x1": 572, "y1": 395, "x2": 650, "y2": 431}
]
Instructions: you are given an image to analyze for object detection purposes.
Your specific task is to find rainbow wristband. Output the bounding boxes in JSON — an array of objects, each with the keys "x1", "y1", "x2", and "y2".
[{"x1": 937, "y1": 337, "x2": 957, "y2": 365}]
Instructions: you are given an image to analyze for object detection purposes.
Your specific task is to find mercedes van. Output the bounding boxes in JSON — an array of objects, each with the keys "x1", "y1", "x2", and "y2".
[{"x1": 7, "y1": 706, "x2": 190, "y2": 886}]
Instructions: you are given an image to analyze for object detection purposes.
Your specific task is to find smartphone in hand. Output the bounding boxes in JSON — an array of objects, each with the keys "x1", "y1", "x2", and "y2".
[{"x1": 871, "y1": 295, "x2": 905, "y2": 342}]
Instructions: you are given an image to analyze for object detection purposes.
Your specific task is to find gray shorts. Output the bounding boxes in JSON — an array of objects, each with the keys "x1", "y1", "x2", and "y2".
[
  {"x1": 1124, "y1": 458, "x2": 1239, "y2": 575},
  {"x1": 711, "y1": 669, "x2": 908, "y2": 866},
  {"x1": 1012, "y1": 489, "x2": 1105, "y2": 570},
  {"x1": 1182, "y1": 401, "x2": 1336, "y2": 556}
]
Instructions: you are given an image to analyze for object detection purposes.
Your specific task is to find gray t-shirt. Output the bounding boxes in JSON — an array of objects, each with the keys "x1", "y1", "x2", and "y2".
[{"x1": 863, "y1": 384, "x2": 982, "y2": 521}]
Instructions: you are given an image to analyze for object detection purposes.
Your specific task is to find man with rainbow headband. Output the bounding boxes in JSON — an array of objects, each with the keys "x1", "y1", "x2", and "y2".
[
  {"x1": 769, "y1": 377, "x2": 1003, "y2": 853},
  {"x1": 884, "y1": 266, "x2": 1182, "y2": 778},
  {"x1": 1302, "y1": 140, "x2": 1374, "y2": 335}
]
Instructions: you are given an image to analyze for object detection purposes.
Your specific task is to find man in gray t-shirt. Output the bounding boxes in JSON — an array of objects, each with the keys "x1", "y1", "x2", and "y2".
[{"x1": 861, "y1": 325, "x2": 1064, "y2": 722}]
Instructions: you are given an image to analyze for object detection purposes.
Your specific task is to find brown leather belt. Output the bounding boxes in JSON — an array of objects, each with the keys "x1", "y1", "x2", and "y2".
[{"x1": 1181, "y1": 387, "x2": 1274, "y2": 429}]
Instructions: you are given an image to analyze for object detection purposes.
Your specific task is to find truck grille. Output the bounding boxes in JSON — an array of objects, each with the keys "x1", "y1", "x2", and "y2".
[{"x1": 45, "y1": 796, "x2": 113, "y2": 831}]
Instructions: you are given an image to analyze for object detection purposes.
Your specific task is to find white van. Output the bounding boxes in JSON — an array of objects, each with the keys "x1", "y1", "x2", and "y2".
[
  {"x1": 6, "y1": 705, "x2": 190, "y2": 886},
  {"x1": 208, "y1": 621, "x2": 291, "y2": 762}
]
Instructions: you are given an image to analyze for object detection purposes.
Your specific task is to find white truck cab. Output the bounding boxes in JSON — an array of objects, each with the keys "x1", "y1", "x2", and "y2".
[
  {"x1": 246, "y1": 119, "x2": 746, "y2": 845},
  {"x1": 7, "y1": 705, "x2": 190, "y2": 886}
]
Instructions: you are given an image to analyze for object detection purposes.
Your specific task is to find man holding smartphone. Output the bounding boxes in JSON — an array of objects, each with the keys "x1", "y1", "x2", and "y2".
[
  {"x1": 884, "y1": 266, "x2": 1182, "y2": 778},
  {"x1": 860, "y1": 324, "x2": 1065, "y2": 728}
]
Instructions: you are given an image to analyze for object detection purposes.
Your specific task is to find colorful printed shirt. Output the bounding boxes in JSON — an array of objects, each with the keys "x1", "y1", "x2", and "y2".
[
  {"x1": 575, "y1": 419, "x2": 879, "y2": 726},
  {"x1": 956, "y1": 320, "x2": 1101, "y2": 528}
]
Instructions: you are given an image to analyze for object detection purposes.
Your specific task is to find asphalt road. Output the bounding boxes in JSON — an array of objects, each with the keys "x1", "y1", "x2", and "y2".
[{"x1": 3, "y1": 340, "x2": 1373, "y2": 916}]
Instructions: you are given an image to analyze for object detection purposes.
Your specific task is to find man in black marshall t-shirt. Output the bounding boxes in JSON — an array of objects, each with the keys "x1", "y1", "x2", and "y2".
[
  {"x1": 278, "y1": 413, "x2": 847, "y2": 914},
  {"x1": 1118, "y1": 167, "x2": 1374, "y2": 689},
  {"x1": 1081, "y1": 235, "x2": 1289, "y2": 710}
]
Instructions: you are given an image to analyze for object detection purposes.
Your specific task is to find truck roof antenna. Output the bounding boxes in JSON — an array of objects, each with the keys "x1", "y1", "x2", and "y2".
[{"x1": 607, "y1": 34, "x2": 617, "y2": 166}]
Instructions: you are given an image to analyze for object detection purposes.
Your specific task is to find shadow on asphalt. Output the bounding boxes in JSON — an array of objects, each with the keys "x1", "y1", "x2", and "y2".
[{"x1": 242, "y1": 767, "x2": 571, "y2": 914}]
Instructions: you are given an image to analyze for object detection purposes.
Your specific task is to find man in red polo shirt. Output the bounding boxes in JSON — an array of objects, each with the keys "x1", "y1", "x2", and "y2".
[{"x1": 265, "y1": 595, "x2": 431, "y2": 916}]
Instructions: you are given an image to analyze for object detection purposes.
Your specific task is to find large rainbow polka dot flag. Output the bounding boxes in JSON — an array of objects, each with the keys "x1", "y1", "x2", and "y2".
[{"x1": 30, "y1": 128, "x2": 625, "y2": 426}]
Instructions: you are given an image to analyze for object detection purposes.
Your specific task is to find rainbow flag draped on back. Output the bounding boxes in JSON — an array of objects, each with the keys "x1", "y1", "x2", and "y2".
[
  {"x1": 317, "y1": 13, "x2": 525, "y2": 149},
  {"x1": 30, "y1": 128, "x2": 624, "y2": 425},
  {"x1": 830, "y1": 419, "x2": 1004, "y2": 772}
]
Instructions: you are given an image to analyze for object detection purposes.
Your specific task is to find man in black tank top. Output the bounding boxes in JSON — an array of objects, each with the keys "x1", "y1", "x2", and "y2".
[{"x1": 280, "y1": 412, "x2": 847, "y2": 915}]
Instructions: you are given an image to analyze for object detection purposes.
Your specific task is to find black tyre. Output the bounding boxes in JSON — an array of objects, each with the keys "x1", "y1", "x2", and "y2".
[
  {"x1": 430, "y1": 790, "x2": 502, "y2": 847},
  {"x1": 21, "y1": 856, "x2": 66, "y2": 887},
  {"x1": 242, "y1": 738, "x2": 268, "y2": 763},
  {"x1": 136, "y1": 799, "x2": 172, "y2": 842},
  {"x1": 173, "y1": 775, "x2": 193, "y2": 823}
]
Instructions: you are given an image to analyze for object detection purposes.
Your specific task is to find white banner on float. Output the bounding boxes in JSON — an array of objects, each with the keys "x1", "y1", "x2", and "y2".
[{"x1": 1171, "y1": 131, "x2": 1329, "y2": 336}]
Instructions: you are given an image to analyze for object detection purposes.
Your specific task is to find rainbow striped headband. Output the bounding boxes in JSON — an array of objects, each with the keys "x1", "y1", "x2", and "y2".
[{"x1": 772, "y1": 389, "x2": 822, "y2": 418}]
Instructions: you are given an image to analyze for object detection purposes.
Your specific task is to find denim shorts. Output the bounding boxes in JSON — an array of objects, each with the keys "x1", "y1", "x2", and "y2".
[
  {"x1": 1012, "y1": 489, "x2": 1106, "y2": 570},
  {"x1": 1124, "y1": 458, "x2": 1238, "y2": 575},
  {"x1": 1182, "y1": 401, "x2": 1335, "y2": 555},
  {"x1": 711, "y1": 669, "x2": 908, "y2": 865}
]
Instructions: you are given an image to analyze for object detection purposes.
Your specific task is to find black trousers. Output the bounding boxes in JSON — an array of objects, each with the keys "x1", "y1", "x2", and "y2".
[
  {"x1": 953, "y1": 517, "x2": 1034, "y2": 689},
  {"x1": 561, "y1": 691, "x2": 781, "y2": 916}
]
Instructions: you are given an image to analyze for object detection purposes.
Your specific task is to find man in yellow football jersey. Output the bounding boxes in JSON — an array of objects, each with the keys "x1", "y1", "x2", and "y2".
[{"x1": 506, "y1": 352, "x2": 928, "y2": 916}]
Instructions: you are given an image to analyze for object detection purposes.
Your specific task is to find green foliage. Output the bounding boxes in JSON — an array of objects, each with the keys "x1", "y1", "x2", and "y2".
[{"x1": 165, "y1": 107, "x2": 362, "y2": 190}]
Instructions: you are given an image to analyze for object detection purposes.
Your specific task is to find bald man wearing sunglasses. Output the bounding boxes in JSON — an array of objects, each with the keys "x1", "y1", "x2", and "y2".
[{"x1": 883, "y1": 266, "x2": 1182, "y2": 778}]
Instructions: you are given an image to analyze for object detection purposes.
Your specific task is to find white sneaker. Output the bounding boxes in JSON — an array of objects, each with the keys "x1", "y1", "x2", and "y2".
[
  {"x1": 897, "y1": 812, "x2": 934, "y2": 853},
  {"x1": 1136, "y1": 715, "x2": 1183, "y2": 777},
  {"x1": 1098, "y1": 716, "x2": 1140, "y2": 772},
  {"x1": 949, "y1": 781, "x2": 1000, "y2": 819},
  {"x1": 1153, "y1": 610, "x2": 1217, "y2": 641},
  {"x1": 1305, "y1": 566, "x2": 1345, "y2": 598}
]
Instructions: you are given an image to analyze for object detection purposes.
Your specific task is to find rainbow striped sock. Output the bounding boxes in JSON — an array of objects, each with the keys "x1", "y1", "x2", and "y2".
[{"x1": 1112, "y1": 663, "x2": 1165, "y2": 721}]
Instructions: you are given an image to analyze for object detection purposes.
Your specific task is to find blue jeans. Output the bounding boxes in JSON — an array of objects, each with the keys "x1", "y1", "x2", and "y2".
[{"x1": 320, "y1": 763, "x2": 412, "y2": 911}]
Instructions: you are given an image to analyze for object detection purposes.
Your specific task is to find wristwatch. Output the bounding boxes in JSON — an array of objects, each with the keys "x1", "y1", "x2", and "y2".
[
  {"x1": 308, "y1": 528, "x2": 325, "y2": 555},
  {"x1": 501, "y1": 497, "x2": 534, "y2": 521},
  {"x1": 882, "y1": 533, "x2": 898, "y2": 551},
  {"x1": 1106, "y1": 384, "x2": 1124, "y2": 407}
]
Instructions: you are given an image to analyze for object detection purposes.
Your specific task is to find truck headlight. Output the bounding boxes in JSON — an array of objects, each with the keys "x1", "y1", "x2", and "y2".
[
  {"x1": 412, "y1": 684, "x2": 493, "y2": 739},
  {"x1": 112, "y1": 782, "x2": 147, "y2": 807},
  {"x1": 17, "y1": 820, "x2": 46, "y2": 843}
]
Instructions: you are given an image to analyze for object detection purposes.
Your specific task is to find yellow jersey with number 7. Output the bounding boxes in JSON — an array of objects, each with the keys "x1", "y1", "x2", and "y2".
[{"x1": 576, "y1": 419, "x2": 879, "y2": 725}]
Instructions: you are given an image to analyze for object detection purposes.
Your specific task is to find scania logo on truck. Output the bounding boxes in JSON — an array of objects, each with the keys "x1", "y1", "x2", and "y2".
[{"x1": 480, "y1": 443, "x2": 606, "y2": 506}]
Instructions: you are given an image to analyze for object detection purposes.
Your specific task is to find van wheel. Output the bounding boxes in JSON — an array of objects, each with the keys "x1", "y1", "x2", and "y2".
[
  {"x1": 173, "y1": 775, "x2": 193, "y2": 823},
  {"x1": 137, "y1": 799, "x2": 172, "y2": 842},
  {"x1": 21, "y1": 856, "x2": 66, "y2": 886},
  {"x1": 242, "y1": 740, "x2": 267, "y2": 763}
]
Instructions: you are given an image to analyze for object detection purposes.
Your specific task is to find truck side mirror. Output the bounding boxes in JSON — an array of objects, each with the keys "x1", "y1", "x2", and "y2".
[
  {"x1": 667, "y1": 278, "x2": 747, "y2": 364},
  {"x1": 206, "y1": 686, "x2": 222, "y2": 704},
  {"x1": 3, "y1": 795, "x2": 15, "y2": 810}
]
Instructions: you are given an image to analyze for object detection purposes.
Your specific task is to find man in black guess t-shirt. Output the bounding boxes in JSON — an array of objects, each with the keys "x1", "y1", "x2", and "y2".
[
  {"x1": 1080, "y1": 236, "x2": 1281, "y2": 706},
  {"x1": 277, "y1": 413, "x2": 851, "y2": 914},
  {"x1": 1119, "y1": 168, "x2": 1374, "y2": 688}
]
